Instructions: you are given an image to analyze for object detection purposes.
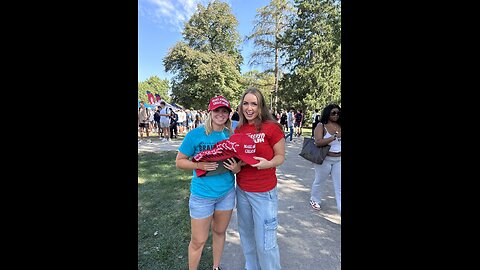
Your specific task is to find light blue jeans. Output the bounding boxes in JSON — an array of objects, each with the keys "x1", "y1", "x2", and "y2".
[
  {"x1": 284, "y1": 125, "x2": 294, "y2": 141},
  {"x1": 236, "y1": 186, "x2": 281, "y2": 270},
  {"x1": 310, "y1": 156, "x2": 341, "y2": 215}
]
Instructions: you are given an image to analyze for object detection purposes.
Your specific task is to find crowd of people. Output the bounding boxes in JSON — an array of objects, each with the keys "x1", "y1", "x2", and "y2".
[
  {"x1": 139, "y1": 93, "x2": 341, "y2": 269},
  {"x1": 138, "y1": 101, "x2": 209, "y2": 143}
]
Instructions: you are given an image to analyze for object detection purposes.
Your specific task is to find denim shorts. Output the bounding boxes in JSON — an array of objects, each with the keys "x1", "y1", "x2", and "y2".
[{"x1": 189, "y1": 188, "x2": 236, "y2": 219}]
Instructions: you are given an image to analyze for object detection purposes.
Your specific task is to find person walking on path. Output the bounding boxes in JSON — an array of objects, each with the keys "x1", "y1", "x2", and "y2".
[
  {"x1": 280, "y1": 110, "x2": 288, "y2": 131},
  {"x1": 294, "y1": 109, "x2": 303, "y2": 137},
  {"x1": 234, "y1": 88, "x2": 285, "y2": 270},
  {"x1": 311, "y1": 108, "x2": 320, "y2": 137},
  {"x1": 310, "y1": 104, "x2": 341, "y2": 215},
  {"x1": 176, "y1": 95, "x2": 240, "y2": 270},
  {"x1": 284, "y1": 108, "x2": 295, "y2": 142}
]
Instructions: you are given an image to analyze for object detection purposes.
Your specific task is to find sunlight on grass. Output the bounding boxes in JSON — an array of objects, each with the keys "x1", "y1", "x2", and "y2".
[{"x1": 138, "y1": 151, "x2": 214, "y2": 269}]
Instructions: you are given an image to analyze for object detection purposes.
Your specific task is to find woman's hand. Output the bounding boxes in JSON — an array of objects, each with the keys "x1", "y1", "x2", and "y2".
[
  {"x1": 250, "y1": 139, "x2": 285, "y2": 170},
  {"x1": 250, "y1": 157, "x2": 273, "y2": 170},
  {"x1": 198, "y1": 161, "x2": 218, "y2": 171},
  {"x1": 223, "y1": 158, "x2": 241, "y2": 174}
]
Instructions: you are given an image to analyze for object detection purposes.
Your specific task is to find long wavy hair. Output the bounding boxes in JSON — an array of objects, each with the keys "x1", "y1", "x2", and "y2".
[
  {"x1": 237, "y1": 88, "x2": 282, "y2": 132},
  {"x1": 320, "y1": 104, "x2": 342, "y2": 126},
  {"x1": 204, "y1": 109, "x2": 233, "y2": 135}
]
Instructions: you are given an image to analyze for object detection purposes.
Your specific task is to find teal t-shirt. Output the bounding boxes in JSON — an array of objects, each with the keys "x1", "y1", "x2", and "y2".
[{"x1": 178, "y1": 126, "x2": 234, "y2": 198}]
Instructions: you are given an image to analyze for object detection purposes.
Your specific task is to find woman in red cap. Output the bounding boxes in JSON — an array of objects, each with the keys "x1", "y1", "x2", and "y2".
[
  {"x1": 176, "y1": 95, "x2": 241, "y2": 270},
  {"x1": 234, "y1": 88, "x2": 285, "y2": 269}
]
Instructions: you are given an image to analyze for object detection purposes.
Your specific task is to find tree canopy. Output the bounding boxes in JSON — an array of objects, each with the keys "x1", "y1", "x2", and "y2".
[
  {"x1": 164, "y1": 0, "x2": 243, "y2": 110},
  {"x1": 245, "y1": 0, "x2": 293, "y2": 111},
  {"x1": 280, "y1": 0, "x2": 341, "y2": 113},
  {"x1": 138, "y1": 76, "x2": 170, "y2": 104},
  {"x1": 141, "y1": 0, "x2": 342, "y2": 118}
]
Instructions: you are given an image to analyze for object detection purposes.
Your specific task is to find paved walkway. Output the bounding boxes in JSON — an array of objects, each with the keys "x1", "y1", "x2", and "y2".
[{"x1": 138, "y1": 136, "x2": 341, "y2": 269}]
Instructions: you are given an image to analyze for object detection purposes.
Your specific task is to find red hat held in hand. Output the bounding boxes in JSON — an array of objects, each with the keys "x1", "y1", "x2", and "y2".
[
  {"x1": 208, "y1": 95, "x2": 232, "y2": 112},
  {"x1": 193, "y1": 133, "x2": 259, "y2": 177}
]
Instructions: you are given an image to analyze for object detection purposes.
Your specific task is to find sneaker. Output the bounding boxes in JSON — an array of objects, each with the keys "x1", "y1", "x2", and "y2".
[
  {"x1": 147, "y1": 139, "x2": 152, "y2": 143},
  {"x1": 161, "y1": 138, "x2": 168, "y2": 142},
  {"x1": 309, "y1": 199, "x2": 321, "y2": 210},
  {"x1": 213, "y1": 267, "x2": 222, "y2": 270}
]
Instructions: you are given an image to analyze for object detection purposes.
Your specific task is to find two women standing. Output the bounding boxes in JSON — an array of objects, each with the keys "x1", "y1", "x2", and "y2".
[{"x1": 176, "y1": 88, "x2": 289, "y2": 269}]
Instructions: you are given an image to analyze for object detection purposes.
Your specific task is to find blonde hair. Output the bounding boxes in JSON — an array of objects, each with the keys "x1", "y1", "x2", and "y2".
[{"x1": 204, "y1": 110, "x2": 233, "y2": 135}]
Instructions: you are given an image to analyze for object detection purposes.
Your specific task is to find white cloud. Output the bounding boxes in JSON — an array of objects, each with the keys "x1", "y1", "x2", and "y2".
[{"x1": 139, "y1": 0, "x2": 218, "y2": 32}]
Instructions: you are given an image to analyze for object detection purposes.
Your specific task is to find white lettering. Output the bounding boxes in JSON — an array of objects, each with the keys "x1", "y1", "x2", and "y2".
[
  {"x1": 248, "y1": 133, "x2": 265, "y2": 144},
  {"x1": 193, "y1": 147, "x2": 226, "y2": 161}
]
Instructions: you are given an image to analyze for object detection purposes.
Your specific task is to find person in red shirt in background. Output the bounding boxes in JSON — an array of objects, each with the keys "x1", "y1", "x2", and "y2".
[{"x1": 234, "y1": 87, "x2": 285, "y2": 270}]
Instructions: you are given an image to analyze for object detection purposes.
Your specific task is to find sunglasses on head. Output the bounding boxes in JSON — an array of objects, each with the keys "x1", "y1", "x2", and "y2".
[{"x1": 330, "y1": 111, "x2": 341, "y2": 116}]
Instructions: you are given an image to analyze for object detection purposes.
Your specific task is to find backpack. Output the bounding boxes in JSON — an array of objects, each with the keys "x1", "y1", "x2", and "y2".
[
  {"x1": 170, "y1": 111, "x2": 178, "y2": 124},
  {"x1": 154, "y1": 111, "x2": 160, "y2": 122}
]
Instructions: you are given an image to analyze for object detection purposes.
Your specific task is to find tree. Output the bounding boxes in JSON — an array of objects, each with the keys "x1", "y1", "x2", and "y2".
[
  {"x1": 245, "y1": 0, "x2": 293, "y2": 111},
  {"x1": 281, "y1": 0, "x2": 341, "y2": 114},
  {"x1": 164, "y1": 0, "x2": 243, "y2": 110},
  {"x1": 241, "y1": 70, "x2": 275, "y2": 109},
  {"x1": 138, "y1": 76, "x2": 170, "y2": 104}
]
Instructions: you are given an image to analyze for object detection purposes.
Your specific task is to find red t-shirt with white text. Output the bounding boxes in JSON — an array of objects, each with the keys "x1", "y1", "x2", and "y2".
[{"x1": 235, "y1": 121, "x2": 284, "y2": 192}]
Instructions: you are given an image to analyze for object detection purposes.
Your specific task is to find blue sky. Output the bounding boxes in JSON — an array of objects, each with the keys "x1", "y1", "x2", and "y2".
[{"x1": 138, "y1": 0, "x2": 271, "y2": 82}]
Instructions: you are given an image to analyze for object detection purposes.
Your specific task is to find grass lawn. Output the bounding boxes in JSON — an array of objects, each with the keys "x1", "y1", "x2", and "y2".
[
  {"x1": 138, "y1": 151, "x2": 214, "y2": 269},
  {"x1": 282, "y1": 126, "x2": 313, "y2": 138},
  {"x1": 138, "y1": 130, "x2": 187, "y2": 142}
]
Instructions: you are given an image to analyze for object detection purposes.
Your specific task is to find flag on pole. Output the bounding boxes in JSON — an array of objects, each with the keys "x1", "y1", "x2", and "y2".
[{"x1": 146, "y1": 91, "x2": 155, "y2": 104}]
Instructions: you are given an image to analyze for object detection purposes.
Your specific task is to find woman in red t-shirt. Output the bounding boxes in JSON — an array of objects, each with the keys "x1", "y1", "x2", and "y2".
[{"x1": 234, "y1": 87, "x2": 285, "y2": 269}]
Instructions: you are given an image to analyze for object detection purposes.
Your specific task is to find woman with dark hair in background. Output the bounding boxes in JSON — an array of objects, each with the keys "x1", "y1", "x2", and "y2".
[{"x1": 309, "y1": 104, "x2": 341, "y2": 215}]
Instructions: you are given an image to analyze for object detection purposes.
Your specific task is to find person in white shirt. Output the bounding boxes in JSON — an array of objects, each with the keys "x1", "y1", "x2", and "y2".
[
  {"x1": 311, "y1": 109, "x2": 320, "y2": 137},
  {"x1": 158, "y1": 101, "x2": 172, "y2": 141},
  {"x1": 177, "y1": 110, "x2": 187, "y2": 134},
  {"x1": 310, "y1": 104, "x2": 341, "y2": 215},
  {"x1": 284, "y1": 108, "x2": 295, "y2": 142}
]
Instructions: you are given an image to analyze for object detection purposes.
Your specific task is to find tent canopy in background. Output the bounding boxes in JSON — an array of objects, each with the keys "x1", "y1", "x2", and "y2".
[
  {"x1": 138, "y1": 100, "x2": 179, "y2": 110},
  {"x1": 138, "y1": 100, "x2": 156, "y2": 109},
  {"x1": 170, "y1": 103, "x2": 185, "y2": 110}
]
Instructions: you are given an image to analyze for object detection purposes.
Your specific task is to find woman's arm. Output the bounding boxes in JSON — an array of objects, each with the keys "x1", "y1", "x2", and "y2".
[
  {"x1": 251, "y1": 139, "x2": 285, "y2": 170},
  {"x1": 314, "y1": 123, "x2": 336, "y2": 146},
  {"x1": 223, "y1": 158, "x2": 242, "y2": 174},
  {"x1": 175, "y1": 151, "x2": 219, "y2": 171}
]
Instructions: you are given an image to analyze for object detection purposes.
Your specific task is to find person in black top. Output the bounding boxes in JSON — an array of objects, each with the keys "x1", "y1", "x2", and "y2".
[
  {"x1": 170, "y1": 110, "x2": 179, "y2": 139},
  {"x1": 280, "y1": 110, "x2": 288, "y2": 131}
]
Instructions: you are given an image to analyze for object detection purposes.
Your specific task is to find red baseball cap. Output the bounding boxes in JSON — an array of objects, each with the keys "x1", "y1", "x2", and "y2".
[
  {"x1": 208, "y1": 95, "x2": 232, "y2": 112},
  {"x1": 193, "y1": 133, "x2": 259, "y2": 177}
]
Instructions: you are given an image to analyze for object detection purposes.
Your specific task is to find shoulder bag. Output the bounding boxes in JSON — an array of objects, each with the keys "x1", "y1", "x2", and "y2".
[{"x1": 299, "y1": 125, "x2": 331, "y2": 164}]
